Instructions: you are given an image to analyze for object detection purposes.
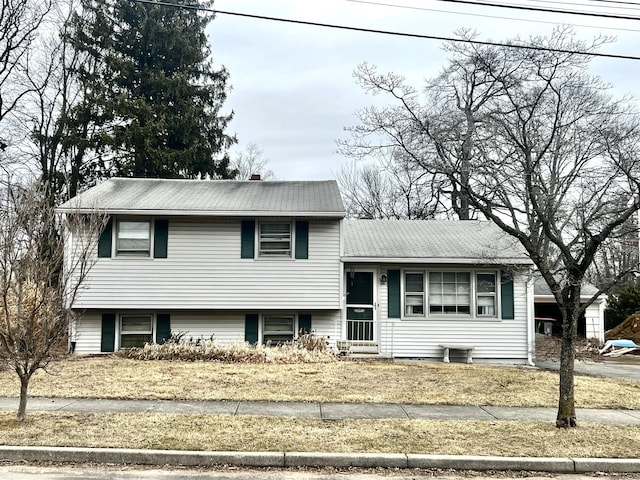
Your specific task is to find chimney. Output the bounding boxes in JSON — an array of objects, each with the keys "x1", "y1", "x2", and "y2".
[{"x1": 250, "y1": 174, "x2": 261, "y2": 181}]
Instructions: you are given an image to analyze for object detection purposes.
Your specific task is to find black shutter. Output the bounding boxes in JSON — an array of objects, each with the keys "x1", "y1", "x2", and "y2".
[
  {"x1": 298, "y1": 314, "x2": 312, "y2": 334},
  {"x1": 245, "y1": 314, "x2": 259, "y2": 345},
  {"x1": 154, "y1": 219, "x2": 169, "y2": 258},
  {"x1": 241, "y1": 221, "x2": 255, "y2": 259},
  {"x1": 101, "y1": 313, "x2": 116, "y2": 352},
  {"x1": 156, "y1": 313, "x2": 171, "y2": 344},
  {"x1": 387, "y1": 270, "x2": 401, "y2": 318},
  {"x1": 295, "y1": 221, "x2": 309, "y2": 259},
  {"x1": 501, "y1": 273, "x2": 515, "y2": 320},
  {"x1": 98, "y1": 218, "x2": 113, "y2": 258}
]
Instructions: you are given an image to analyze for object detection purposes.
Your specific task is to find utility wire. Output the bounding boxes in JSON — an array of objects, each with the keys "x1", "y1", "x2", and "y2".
[
  {"x1": 434, "y1": 0, "x2": 640, "y2": 21},
  {"x1": 346, "y1": 0, "x2": 640, "y2": 32},
  {"x1": 131, "y1": 0, "x2": 640, "y2": 62}
]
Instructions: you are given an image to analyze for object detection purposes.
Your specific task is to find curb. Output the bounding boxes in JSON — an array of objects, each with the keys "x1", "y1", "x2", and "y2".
[{"x1": 1, "y1": 446, "x2": 640, "y2": 472}]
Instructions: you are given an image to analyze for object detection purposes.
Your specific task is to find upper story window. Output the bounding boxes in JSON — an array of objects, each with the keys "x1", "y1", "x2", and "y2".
[
  {"x1": 404, "y1": 272, "x2": 425, "y2": 316},
  {"x1": 258, "y1": 222, "x2": 291, "y2": 257},
  {"x1": 117, "y1": 220, "x2": 151, "y2": 256}
]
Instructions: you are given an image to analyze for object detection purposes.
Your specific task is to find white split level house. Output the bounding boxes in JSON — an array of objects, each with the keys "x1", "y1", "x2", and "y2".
[{"x1": 57, "y1": 176, "x2": 589, "y2": 365}]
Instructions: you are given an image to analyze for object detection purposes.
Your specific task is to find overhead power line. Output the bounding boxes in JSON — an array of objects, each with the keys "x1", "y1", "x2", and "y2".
[
  {"x1": 131, "y1": 0, "x2": 640, "y2": 62},
  {"x1": 434, "y1": 0, "x2": 640, "y2": 21},
  {"x1": 346, "y1": 0, "x2": 640, "y2": 32}
]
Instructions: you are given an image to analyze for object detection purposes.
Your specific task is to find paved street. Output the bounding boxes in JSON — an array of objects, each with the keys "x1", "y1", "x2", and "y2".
[{"x1": 0, "y1": 465, "x2": 633, "y2": 480}]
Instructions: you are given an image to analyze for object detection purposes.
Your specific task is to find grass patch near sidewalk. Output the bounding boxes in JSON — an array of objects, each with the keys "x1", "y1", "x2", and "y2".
[
  {"x1": 1, "y1": 411, "x2": 640, "y2": 458},
  {"x1": 0, "y1": 356, "x2": 639, "y2": 409}
]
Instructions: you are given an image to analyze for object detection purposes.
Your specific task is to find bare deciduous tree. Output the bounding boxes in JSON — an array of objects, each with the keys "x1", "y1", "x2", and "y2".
[
  {"x1": 0, "y1": 180, "x2": 103, "y2": 421},
  {"x1": 231, "y1": 143, "x2": 274, "y2": 181},
  {"x1": 0, "y1": 0, "x2": 53, "y2": 154},
  {"x1": 344, "y1": 28, "x2": 640, "y2": 427},
  {"x1": 337, "y1": 153, "x2": 447, "y2": 219}
]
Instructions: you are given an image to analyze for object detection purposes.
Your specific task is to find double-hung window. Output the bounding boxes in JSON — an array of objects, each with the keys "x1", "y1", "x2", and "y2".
[
  {"x1": 404, "y1": 272, "x2": 425, "y2": 316},
  {"x1": 263, "y1": 315, "x2": 295, "y2": 344},
  {"x1": 116, "y1": 220, "x2": 151, "y2": 256},
  {"x1": 120, "y1": 315, "x2": 153, "y2": 348},
  {"x1": 259, "y1": 222, "x2": 291, "y2": 257},
  {"x1": 428, "y1": 272, "x2": 471, "y2": 315},
  {"x1": 476, "y1": 272, "x2": 497, "y2": 316}
]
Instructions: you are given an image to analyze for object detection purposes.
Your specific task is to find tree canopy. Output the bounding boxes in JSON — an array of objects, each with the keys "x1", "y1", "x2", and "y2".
[
  {"x1": 343, "y1": 28, "x2": 640, "y2": 427},
  {"x1": 64, "y1": 0, "x2": 237, "y2": 185}
]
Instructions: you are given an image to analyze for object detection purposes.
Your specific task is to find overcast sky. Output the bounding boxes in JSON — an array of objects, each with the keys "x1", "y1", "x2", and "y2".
[{"x1": 208, "y1": 0, "x2": 640, "y2": 180}]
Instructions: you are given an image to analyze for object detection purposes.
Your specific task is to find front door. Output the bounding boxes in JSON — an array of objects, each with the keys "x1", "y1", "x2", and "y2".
[{"x1": 346, "y1": 271, "x2": 375, "y2": 341}]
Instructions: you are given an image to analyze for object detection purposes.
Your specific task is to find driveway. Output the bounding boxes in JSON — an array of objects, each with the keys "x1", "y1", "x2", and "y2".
[{"x1": 535, "y1": 355, "x2": 640, "y2": 381}]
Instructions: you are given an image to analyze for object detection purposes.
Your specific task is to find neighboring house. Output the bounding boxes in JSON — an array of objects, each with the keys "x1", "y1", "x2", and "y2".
[
  {"x1": 533, "y1": 277, "x2": 606, "y2": 341},
  {"x1": 58, "y1": 178, "x2": 535, "y2": 364}
]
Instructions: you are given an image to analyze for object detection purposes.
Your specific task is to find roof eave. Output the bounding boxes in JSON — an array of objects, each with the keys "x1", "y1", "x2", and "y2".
[
  {"x1": 341, "y1": 256, "x2": 533, "y2": 265},
  {"x1": 56, "y1": 207, "x2": 346, "y2": 218}
]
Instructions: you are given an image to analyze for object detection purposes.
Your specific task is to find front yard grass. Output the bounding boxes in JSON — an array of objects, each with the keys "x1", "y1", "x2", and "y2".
[
  {"x1": 2, "y1": 412, "x2": 640, "y2": 458},
  {"x1": 0, "y1": 356, "x2": 639, "y2": 409},
  {"x1": 2, "y1": 357, "x2": 640, "y2": 457}
]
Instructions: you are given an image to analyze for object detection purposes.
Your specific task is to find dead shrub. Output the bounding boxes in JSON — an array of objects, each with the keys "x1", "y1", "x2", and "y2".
[{"x1": 117, "y1": 333, "x2": 337, "y2": 364}]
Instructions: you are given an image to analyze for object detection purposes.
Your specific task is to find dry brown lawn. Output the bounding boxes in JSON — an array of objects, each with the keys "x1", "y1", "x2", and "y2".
[
  {"x1": 0, "y1": 356, "x2": 639, "y2": 409},
  {"x1": 1, "y1": 412, "x2": 640, "y2": 458}
]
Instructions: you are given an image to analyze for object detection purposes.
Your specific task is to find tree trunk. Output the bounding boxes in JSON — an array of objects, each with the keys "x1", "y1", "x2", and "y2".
[
  {"x1": 16, "y1": 374, "x2": 30, "y2": 422},
  {"x1": 556, "y1": 300, "x2": 579, "y2": 428}
]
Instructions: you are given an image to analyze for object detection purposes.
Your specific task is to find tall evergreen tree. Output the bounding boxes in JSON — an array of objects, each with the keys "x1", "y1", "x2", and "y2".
[{"x1": 65, "y1": 0, "x2": 236, "y2": 184}]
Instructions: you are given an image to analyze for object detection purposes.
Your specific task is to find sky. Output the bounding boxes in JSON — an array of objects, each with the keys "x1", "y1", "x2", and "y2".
[{"x1": 207, "y1": 0, "x2": 640, "y2": 180}]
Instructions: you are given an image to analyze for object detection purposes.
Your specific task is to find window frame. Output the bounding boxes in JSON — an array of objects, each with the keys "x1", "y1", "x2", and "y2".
[
  {"x1": 119, "y1": 314, "x2": 154, "y2": 349},
  {"x1": 400, "y1": 269, "x2": 501, "y2": 320},
  {"x1": 476, "y1": 271, "x2": 498, "y2": 317},
  {"x1": 262, "y1": 314, "x2": 296, "y2": 344},
  {"x1": 403, "y1": 271, "x2": 425, "y2": 317},
  {"x1": 258, "y1": 221, "x2": 292, "y2": 258},
  {"x1": 428, "y1": 271, "x2": 472, "y2": 316},
  {"x1": 115, "y1": 218, "x2": 152, "y2": 257}
]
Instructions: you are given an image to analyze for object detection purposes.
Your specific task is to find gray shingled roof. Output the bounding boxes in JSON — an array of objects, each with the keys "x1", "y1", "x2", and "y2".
[
  {"x1": 58, "y1": 178, "x2": 345, "y2": 217},
  {"x1": 342, "y1": 219, "x2": 531, "y2": 264},
  {"x1": 533, "y1": 276, "x2": 601, "y2": 297}
]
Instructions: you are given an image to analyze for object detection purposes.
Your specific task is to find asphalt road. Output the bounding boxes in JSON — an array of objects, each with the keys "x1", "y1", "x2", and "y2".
[{"x1": 0, "y1": 465, "x2": 634, "y2": 480}]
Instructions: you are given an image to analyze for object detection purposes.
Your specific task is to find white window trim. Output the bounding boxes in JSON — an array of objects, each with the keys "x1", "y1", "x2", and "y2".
[
  {"x1": 403, "y1": 271, "x2": 426, "y2": 318},
  {"x1": 117, "y1": 313, "x2": 156, "y2": 350},
  {"x1": 400, "y1": 269, "x2": 501, "y2": 320},
  {"x1": 260, "y1": 313, "x2": 297, "y2": 345},
  {"x1": 114, "y1": 217, "x2": 153, "y2": 257},
  {"x1": 257, "y1": 220, "x2": 293, "y2": 258}
]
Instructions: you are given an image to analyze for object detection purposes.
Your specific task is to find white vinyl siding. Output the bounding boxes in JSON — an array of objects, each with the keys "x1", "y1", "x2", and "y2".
[
  {"x1": 374, "y1": 266, "x2": 530, "y2": 364},
  {"x1": 72, "y1": 218, "x2": 341, "y2": 310},
  {"x1": 72, "y1": 310, "x2": 342, "y2": 354}
]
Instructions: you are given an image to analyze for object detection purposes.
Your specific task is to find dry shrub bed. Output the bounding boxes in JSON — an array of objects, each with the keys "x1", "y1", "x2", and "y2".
[
  {"x1": 2, "y1": 412, "x2": 640, "y2": 457},
  {"x1": 117, "y1": 334, "x2": 335, "y2": 364}
]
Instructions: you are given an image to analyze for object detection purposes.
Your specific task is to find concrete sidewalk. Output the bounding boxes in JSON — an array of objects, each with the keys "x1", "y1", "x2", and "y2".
[
  {"x1": 1, "y1": 396, "x2": 640, "y2": 424},
  {"x1": 2, "y1": 397, "x2": 640, "y2": 472}
]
